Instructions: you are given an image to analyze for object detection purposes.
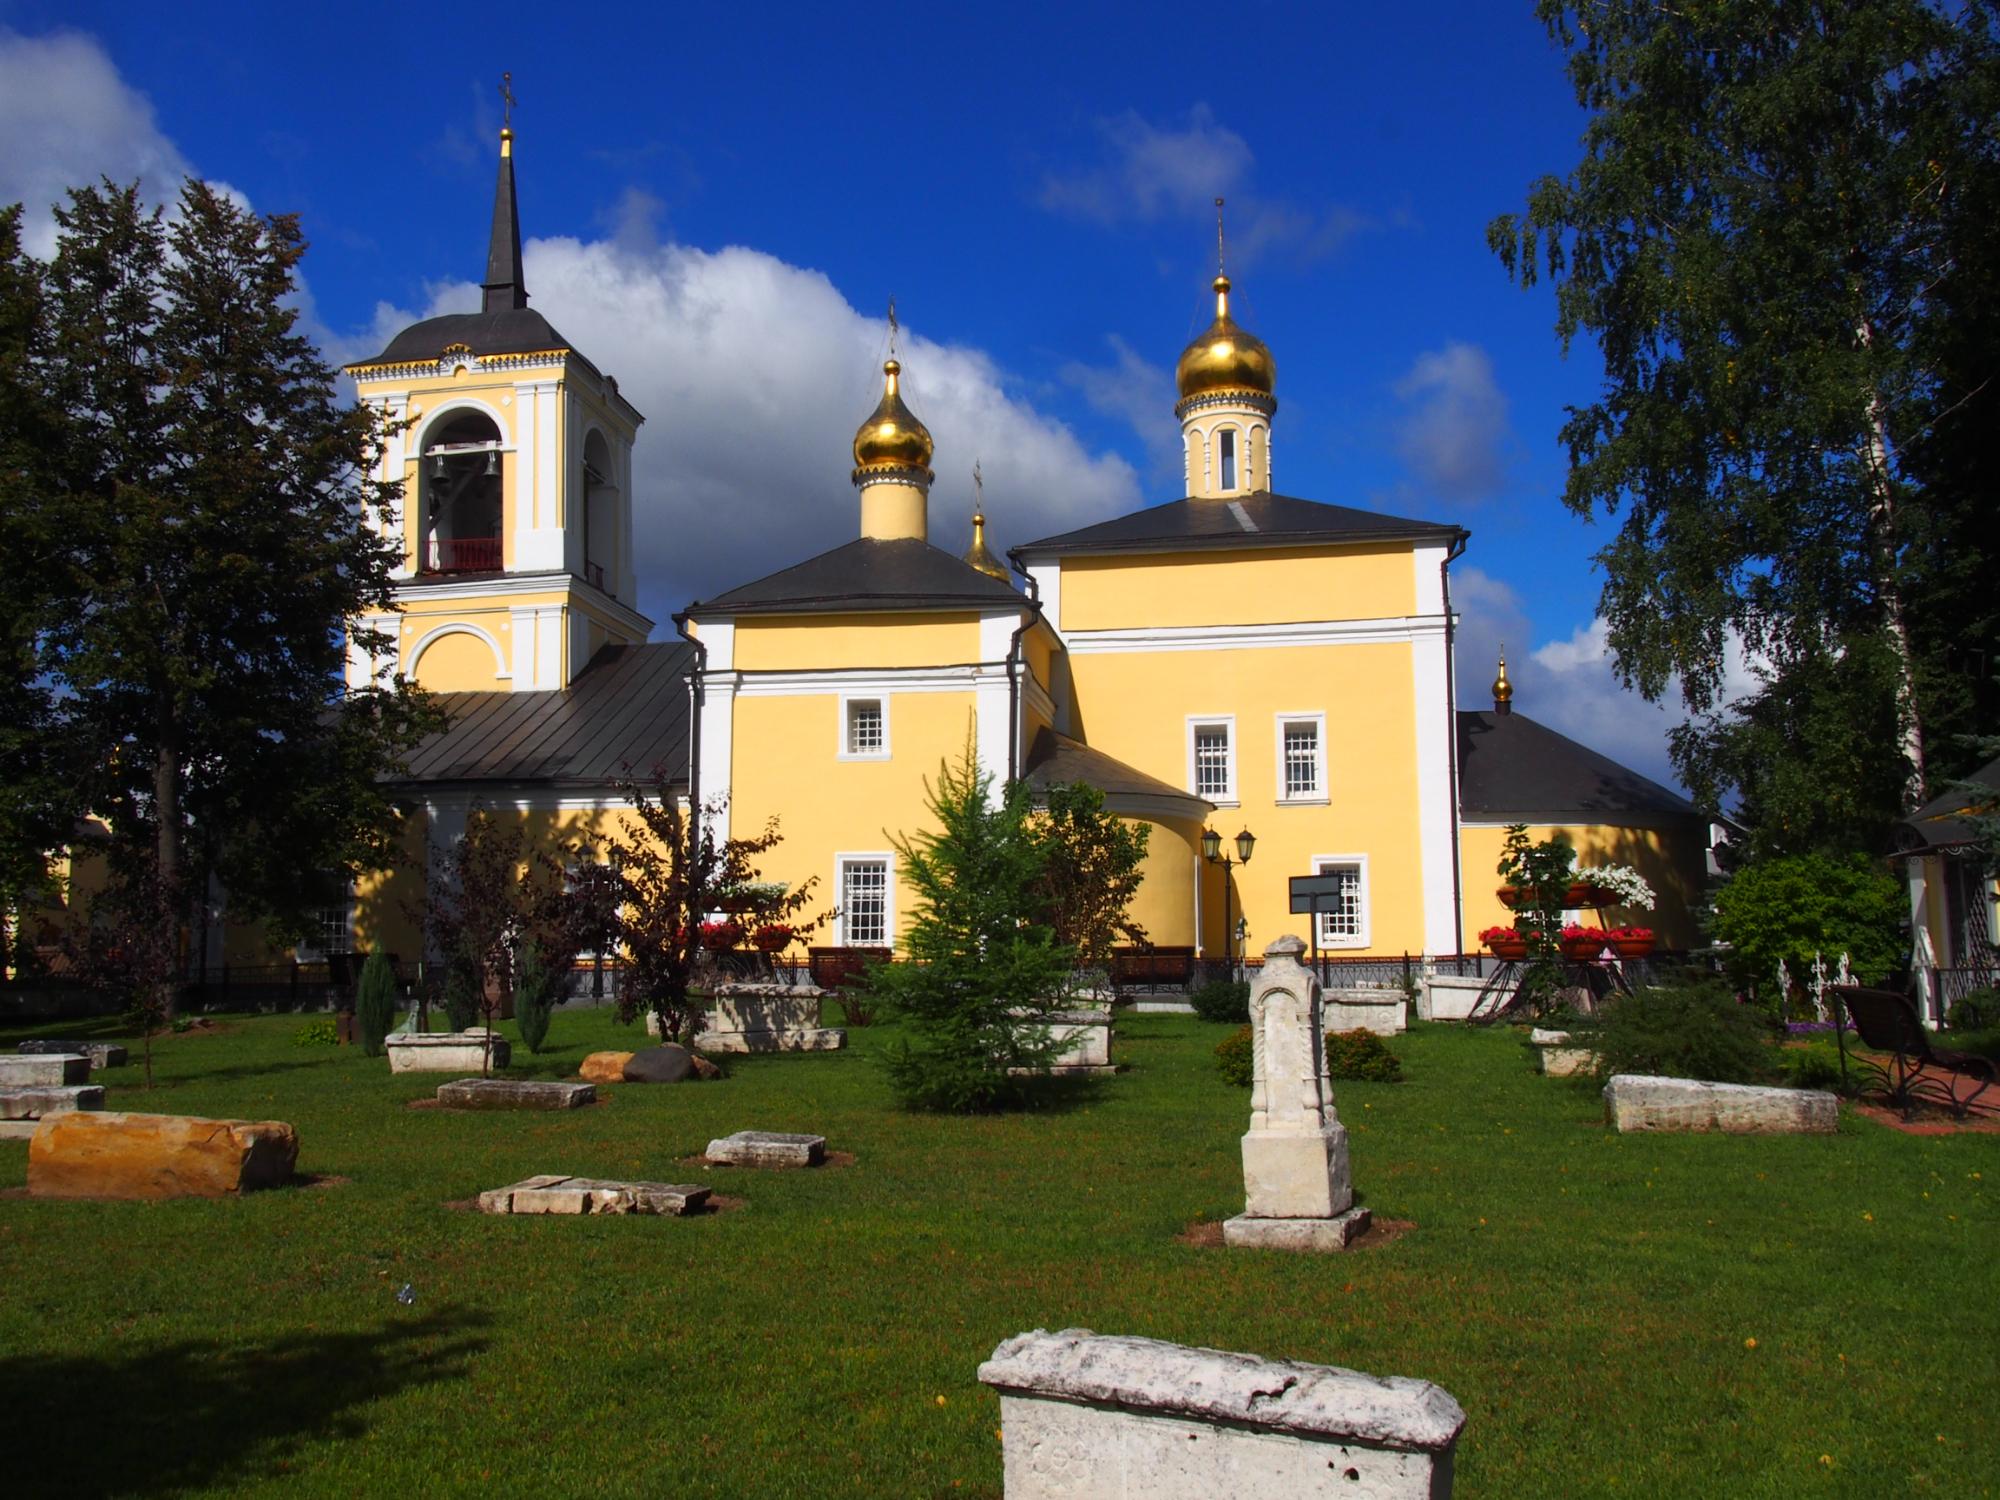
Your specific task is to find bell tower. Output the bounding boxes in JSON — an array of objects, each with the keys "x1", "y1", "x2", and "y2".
[{"x1": 342, "y1": 83, "x2": 652, "y2": 694}]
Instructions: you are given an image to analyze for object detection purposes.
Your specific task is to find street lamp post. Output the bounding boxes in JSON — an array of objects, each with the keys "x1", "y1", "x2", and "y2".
[{"x1": 1201, "y1": 826, "x2": 1257, "y2": 978}]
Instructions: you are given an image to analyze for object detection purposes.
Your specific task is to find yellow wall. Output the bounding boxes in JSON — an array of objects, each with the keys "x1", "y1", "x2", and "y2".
[
  {"x1": 733, "y1": 613, "x2": 987, "y2": 671},
  {"x1": 412, "y1": 628, "x2": 504, "y2": 691},
  {"x1": 1457, "y1": 822, "x2": 1709, "y2": 951},
  {"x1": 1060, "y1": 544, "x2": 1416, "y2": 631},
  {"x1": 729, "y1": 689, "x2": 980, "y2": 949},
  {"x1": 1124, "y1": 816, "x2": 1203, "y2": 947},
  {"x1": 1069, "y1": 640, "x2": 1425, "y2": 956}
]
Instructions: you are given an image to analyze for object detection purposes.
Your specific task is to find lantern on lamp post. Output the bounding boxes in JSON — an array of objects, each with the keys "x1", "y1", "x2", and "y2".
[{"x1": 1202, "y1": 826, "x2": 1256, "y2": 976}]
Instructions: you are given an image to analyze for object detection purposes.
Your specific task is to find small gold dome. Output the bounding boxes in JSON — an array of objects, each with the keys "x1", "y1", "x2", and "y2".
[
  {"x1": 1175, "y1": 275, "x2": 1275, "y2": 401},
  {"x1": 1492, "y1": 651, "x2": 1513, "y2": 708},
  {"x1": 963, "y1": 511, "x2": 1007, "y2": 580},
  {"x1": 852, "y1": 359, "x2": 934, "y2": 473}
]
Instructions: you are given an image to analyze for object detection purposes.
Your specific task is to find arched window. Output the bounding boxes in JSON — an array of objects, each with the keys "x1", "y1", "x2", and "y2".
[
  {"x1": 1219, "y1": 427, "x2": 1238, "y2": 490},
  {"x1": 581, "y1": 429, "x2": 618, "y2": 595},
  {"x1": 420, "y1": 411, "x2": 504, "y2": 574}
]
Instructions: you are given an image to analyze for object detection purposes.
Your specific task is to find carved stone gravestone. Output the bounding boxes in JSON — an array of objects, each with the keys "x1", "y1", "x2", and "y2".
[{"x1": 1224, "y1": 935, "x2": 1372, "y2": 1251}]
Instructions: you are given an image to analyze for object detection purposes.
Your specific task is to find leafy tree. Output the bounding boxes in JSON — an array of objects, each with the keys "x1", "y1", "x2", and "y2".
[
  {"x1": 355, "y1": 947, "x2": 399, "y2": 1058},
  {"x1": 1490, "y1": 3, "x2": 2000, "y2": 848},
  {"x1": 1031, "y1": 781, "x2": 1149, "y2": 968},
  {"x1": 600, "y1": 769, "x2": 827, "y2": 1044},
  {"x1": 7, "y1": 178, "x2": 438, "y2": 1010},
  {"x1": 868, "y1": 741, "x2": 1076, "y2": 1112},
  {"x1": 1709, "y1": 852, "x2": 1907, "y2": 1000}
]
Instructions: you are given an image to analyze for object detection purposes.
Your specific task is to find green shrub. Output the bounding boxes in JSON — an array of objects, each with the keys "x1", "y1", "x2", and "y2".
[
  {"x1": 1325, "y1": 1028, "x2": 1403, "y2": 1083},
  {"x1": 1947, "y1": 989, "x2": 1999, "y2": 1031},
  {"x1": 442, "y1": 957, "x2": 482, "y2": 1032},
  {"x1": 1778, "y1": 1046, "x2": 1846, "y2": 1093},
  {"x1": 1191, "y1": 979, "x2": 1250, "y2": 1024},
  {"x1": 1215, "y1": 1024, "x2": 1253, "y2": 1086},
  {"x1": 1590, "y1": 978, "x2": 1774, "y2": 1084},
  {"x1": 1709, "y1": 853, "x2": 1906, "y2": 1005},
  {"x1": 293, "y1": 1017, "x2": 338, "y2": 1047},
  {"x1": 1943, "y1": 1027, "x2": 2000, "y2": 1064},
  {"x1": 355, "y1": 948, "x2": 399, "y2": 1058},
  {"x1": 512, "y1": 940, "x2": 561, "y2": 1055}
]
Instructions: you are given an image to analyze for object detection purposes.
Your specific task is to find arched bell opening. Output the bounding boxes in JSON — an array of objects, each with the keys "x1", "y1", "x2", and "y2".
[
  {"x1": 420, "y1": 410, "x2": 505, "y2": 574},
  {"x1": 581, "y1": 428, "x2": 619, "y2": 595}
]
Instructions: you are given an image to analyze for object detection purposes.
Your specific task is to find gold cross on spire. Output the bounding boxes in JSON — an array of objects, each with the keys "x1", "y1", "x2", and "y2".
[
  {"x1": 500, "y1": 72, "x2": 517, "y2": 129},
  {"x1": 1215, "y1": 196, "x2": 1227, "y2": 275},
  {"x1": 886, "y1": 295, "x2": 899, "y2": 359},
  {"x1": 973, "y1": 460, "x2": 984, "y2": 514}
]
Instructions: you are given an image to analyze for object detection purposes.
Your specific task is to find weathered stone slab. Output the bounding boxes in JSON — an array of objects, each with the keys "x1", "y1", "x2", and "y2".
[
  {"x1": 1419, "y1": 974, "x2": 1485, "y2": 1022},
  {"x1": 1223, "y1": 1207, "x2": 1373, "y2": 1251},
  {"x1": 1008, "y1": 1010, "x2": 1116, "y2": 1076},
  {"x1": 18, "y1": 1040, "x2": 127, "y2": 1070},
  {"x1": 705, "y1": 1129, "x2": 825, "y2": 1168},
  {"x1": 27, "y1": 1112, "x2": 297, "y2": 1199},
  {"x1": 385, "y1": 1031, "x2": 511, "y2": 1074},
  {"x1": 1529, "y1": 1029, "x2": 1600, "y2": 1078},
  {"x1": 693, "y1": 1026, "x2": 845, "y2": 1054},
  {"x1": 979, "y1": 1328, "x2": 1465, "y2": 1499},
  {"x1": 1323, "y1": 989, "x2": 1410, "y2": 1036},
  {"x1": 477, "y1": 1174, "x2": 711, "y2": 1216},
  {"x1": 1, "y1": 1083, "x2": 105, "y2": 1120},
  {"x1": 623, "y1": 1044, "x2": 694, "y2": 1084},
  {"x1": 579, "y1": 1050, "x2": 635, "y2": 1084},
  {"x1": 434, "y1": 1079, "x2": 595, "y2": 1111},
  {"x1": 1604, "y1": 1074, "x2": 1839, "y2": 1134},
  {"x1": 0, "y1": 1054, "x2": 90, "y2": 1087},
  {"x1": 684, "y1": 985, "x2": 846, "y2": 1053}
]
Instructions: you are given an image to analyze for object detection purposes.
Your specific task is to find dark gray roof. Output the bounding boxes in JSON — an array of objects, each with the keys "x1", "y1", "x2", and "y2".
[
  {"x1": 1894, "y1": 756, "x2": 2000, "y2": 856},
  {"x1": 390, "y1": 642, "x2": 693, "y2": 790},
  {"x1": 1456, "y1": 709, "x2": 1698, "y2": 821},
  {"x1": 1013, "y1": 491, "x2": 1465, "y2": 558},
  {"x1": 692, "y1": 537, "x2": 1024, "y2": 616},
  {"x1": 354, "y1": 307, "x2": 583, "y2": 368},
  {"x1": 1023, "y1": 729, "x2": 1211, "y2": 821}
]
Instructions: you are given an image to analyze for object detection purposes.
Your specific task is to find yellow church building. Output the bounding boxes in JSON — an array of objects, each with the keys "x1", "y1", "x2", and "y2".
[{"x1": 285, "y1": 122, "x2": 1711, "y2": 976}]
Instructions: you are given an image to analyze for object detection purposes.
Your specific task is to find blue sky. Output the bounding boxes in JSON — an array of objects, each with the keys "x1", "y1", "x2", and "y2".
[{"x1": 0, "y1": 2, "x2": 1736, "y2": 791}]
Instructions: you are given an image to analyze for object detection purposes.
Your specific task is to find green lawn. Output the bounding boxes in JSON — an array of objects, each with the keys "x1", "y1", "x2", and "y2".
[{"x1": 2, "y1": 1009, "x2": 1994, "y2": 1498}]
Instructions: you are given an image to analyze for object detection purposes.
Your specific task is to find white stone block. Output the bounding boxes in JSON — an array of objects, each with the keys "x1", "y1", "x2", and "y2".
[
  {"x1": 1529, "y1": 1030, "x2": 1599, "y2": 1078},
  {"x1": 435, "y1": 1079, "x2": 594, "y2": 1110},
  {"x1": 685, "y1": 985, "x2": 845, "y2": 1052},
  {"x1": 0, "y1": 1084, "x2": 105, "y2": 1120},
  {"x1": 385, "y1": 1032, "x2": 512, "y2": 1074},
  {"x1": 1324, "y1": 990, "x2": 1410, "y2": 1036},
  {"x1": 1604, "y1": 1074, "x2": 1839, "y2": 1134},
  {"x1": 478, "y1": 1174, "x2": 710, "y2": 1215},
  {"x1": 18, "y1": 1040, "x2": 127, "y2": 1069},
  {"x1": 1242, "y1": 1126, "x2": 1354, "y2": 1219},
  {"x1": 979, "y1": 1328, "x2": 1464, "y2": 1500},
  {"x1": 0, "y1": 1054, "x2": 89, "y2": 1087},
  {"x1": 1419, "y1": 975, "x2": 1485, "y2": 1022},
  {"x1": 1223, "y1": 1208, "x2": 1373, "y2": 1251},
  {"x1": 705, "y1": 1129, "x2": 825, "y2": 1167}
]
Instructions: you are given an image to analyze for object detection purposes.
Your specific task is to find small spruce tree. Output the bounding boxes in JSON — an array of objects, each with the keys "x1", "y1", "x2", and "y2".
[
  {"x1": 512, "y1": 938, "x2": 561, "y2": 1055},
  {"x1": 355, "y1": 947, "x2": 398, "y2": 1057},
  {"x1": 868, "y1": 739, "x2": 1076, "y2": 1112}
]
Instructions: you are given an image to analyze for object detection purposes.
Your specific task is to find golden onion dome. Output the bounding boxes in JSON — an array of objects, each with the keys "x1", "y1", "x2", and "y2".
[
  {"x1": 1492, "y1": 651, "x2": 1514, "y2": 708},
  {"x1": 852, "y1": 359, "x2": 935, "y2": 473},
  {"x1": 1174, "y1": 275, "x2": 1275, "y2": 401},
  {"x1": 963, "y1": 511, "x2": 1008, "y2": 580}
]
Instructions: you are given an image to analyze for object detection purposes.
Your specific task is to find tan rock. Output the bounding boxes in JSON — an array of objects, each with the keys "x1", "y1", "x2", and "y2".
[
  {"x1": 689, "y1": 1054, "x2": 722, "y2": 1081},
  {"x1": 28, "y1": 1111, "x2": 298, "y2": 1200},
  {"x1": 579, "y1": 1051, "x2": 635, "y2": 1084}
]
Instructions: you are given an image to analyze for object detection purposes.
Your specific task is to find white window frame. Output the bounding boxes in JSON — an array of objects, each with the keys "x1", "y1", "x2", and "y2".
[
  {"x1": 835, "y1": 853, "x2": 895, "y2": 947},
  {"x1": 1274, "y1": 711, "x2": 1329, "y2": 805},
  {"x1": 1185, "y1": 714, "x2": 1237, "y2": 806},
  {"x1": 294, "y1": 878, "x2": 355, "y2": 963},
  {"x1": 1309, "y1": 854, "x2": 1370, "y2": 950},
  {"x1": 1218, "y1": 426, "x2": 1238, "y2": 491},
  {"x1": 839, "y1": 694, "x2": 890, "y2": 761}
]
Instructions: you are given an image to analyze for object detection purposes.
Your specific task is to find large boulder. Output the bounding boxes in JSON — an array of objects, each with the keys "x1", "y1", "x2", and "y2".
[
  {"x1": 28, "y1": 1112, "x2": 298, "y2": 1199},
  {"x1": 579, "y1": 1050, "x2": 635, "y2": 1084},
  {"x1": 623, "y1": 1045, "x2": 695, "y2": 1084}
]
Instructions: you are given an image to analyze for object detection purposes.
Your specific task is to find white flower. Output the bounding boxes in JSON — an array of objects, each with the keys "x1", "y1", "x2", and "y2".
[{"x1": 1581, "y1": 863, "x2": 1655, "y2": 911}]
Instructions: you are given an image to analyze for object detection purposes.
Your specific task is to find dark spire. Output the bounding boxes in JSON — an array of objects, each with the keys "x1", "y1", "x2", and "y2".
[{"x1": 481, "y1": 79, "x2": 527, "y2": 313}]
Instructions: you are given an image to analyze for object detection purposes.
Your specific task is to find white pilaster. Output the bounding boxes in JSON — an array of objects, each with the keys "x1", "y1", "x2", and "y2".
[
  {"x1": 977, "y1": 611, "x2": 1018, "y2": 803},
  {"x1": 1028, "y1": 564, "x2": 1062, "y2": 635},
  {"x1": 509, "y1": 604, "x2": 566, "y2": 690},
  {"x1": 696, "y1": 620, "x2": 737, "y2": 844},
  {"x1": 1411, "y1": 546, "x2": 1454, "y2": 956},
  {"x1": 513, "y1": 379, "x2": 565, "y2": 572}
]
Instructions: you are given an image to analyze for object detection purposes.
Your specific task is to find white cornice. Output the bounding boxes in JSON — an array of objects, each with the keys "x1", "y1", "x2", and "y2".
[
  {"x1": 391, "y1": 571, "x2": 654, "y2": 639},
  {"x1": 712, "y1": 663, "x2": 1011, "y2": 698},
  {"x1": 1063, "y1": 615, "x2": 1449, "y2": 655}
]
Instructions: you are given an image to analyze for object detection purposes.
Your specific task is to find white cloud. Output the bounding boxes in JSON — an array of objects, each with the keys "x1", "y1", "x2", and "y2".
[
  {"x1": 1039, "y1": 105, "x2": 1370, "y2": 265},
  {"x1": 0, "y1": 29, "x2": 195, "y2": 256},
  {"x1": 1394, "y1": 342, "x2": 1510, "y2": 503},
  {"x1": 1059, "y1": 335, "x2": 1181, "y2": 481},
  {"x1": 364, "y1": 236, "x2": 1143, "y2": 620}
]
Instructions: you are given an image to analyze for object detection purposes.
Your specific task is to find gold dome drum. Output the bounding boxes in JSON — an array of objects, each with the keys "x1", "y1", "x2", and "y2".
[
  {"x1": 852, "y1": 359, "x2": 935, "y2": 472},
  {"x1": 1175, "y1": 276, "x2": 1275, "y2": 401}
]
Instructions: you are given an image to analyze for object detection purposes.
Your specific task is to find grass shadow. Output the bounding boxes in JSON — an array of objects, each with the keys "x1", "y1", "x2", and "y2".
[{"x1": 0, "y1": 1308, "x2": 491, "y2": 1495}]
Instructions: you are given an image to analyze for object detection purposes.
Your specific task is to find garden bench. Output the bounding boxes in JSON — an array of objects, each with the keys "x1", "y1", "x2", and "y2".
[
  {"x1": 1110, "y1": 945, "x2": 1196, "y2": 994},
  {"x1": 1833, "y1": 984, "x2": 1996, "y2": 1120}
]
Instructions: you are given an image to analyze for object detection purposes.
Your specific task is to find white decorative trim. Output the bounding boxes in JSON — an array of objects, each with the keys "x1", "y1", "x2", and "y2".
[
  {"x1": 1064, "y1": 615, "x2": 1448, "y2": 655},
  {"x1": 1411, "y1": 618, "x2": 1456, "y2": 955},
  {"x1": 348, "y1": 350, "x2": 570, "y2": 382},
  {"x1": 835, "y1": 852, "x2": 896, "y2": 947},
  {"x1": 408, "y1": 621, "x2": 510, "y2": 681},
  {"x1": 392, "y1": 573, "x2": 654, "y2": 640},
  {"x1": 838, "y1": 693, "x2": 891, "y2": 761},
  {"x1": 1309, "y1": 853, "x2": 1371, "y2": 950},
  {"x1": 1412, "y1": 544, "x2": 1448, "y2": 616},
  {"x1": 1273, "y1": 711, "x2": 1329, "y2": 805},
  {"x1": 977, "y1": 613, "x2": 1017, "y2": 801},
  {"x1": 1186, "y1": 714, "x2": 1237, "y2": 805},
  {"x1": 1028, "y1": 564, "x2": 1062, "y2": 635},
  {"x1": 509, "y1": 604, "x2": 566, "y2": 690},
  {"x1": 733, "y1": 664, "x2": 1001, "y2": 698}
]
